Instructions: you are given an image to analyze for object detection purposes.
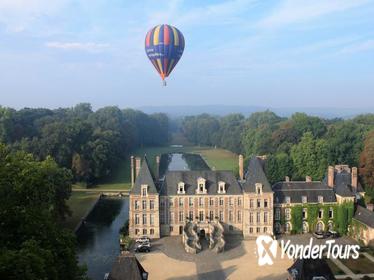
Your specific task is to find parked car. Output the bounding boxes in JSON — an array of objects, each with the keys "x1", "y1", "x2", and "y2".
[
  {"x1": 135, "y1": 242, "x2": 151, "y2": 253},
  {"x1": 136, "y1": 236, "x2": 150, "y2": 243},
  {"x1": 313, "y1": 231, "x2": 327, "y2": 239}
]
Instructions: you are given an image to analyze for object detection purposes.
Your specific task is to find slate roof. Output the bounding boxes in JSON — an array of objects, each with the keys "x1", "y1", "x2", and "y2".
[
  {"x1": 273, "y1": 181, "x2": 337, "y2": 204},
  {"x1": 242, "y1": 156, "x2": 272, "y2": 193},
  {"x1": 287, "y1": 258, "x2": 336, "y2": 280},
  {"x1": 160, "y1": 170, "x2": 242, "y2": 196},
  {"x1": 108, "y1": 252, "x2": 147, "y2": 280},
  {"x1": 322, "y1": 170, "x2": 364, "y2": 197},
  {"x1": 354, "y1": 205, "x2": 374, "y2": 228},
  {"x1": 130, "y1": 157, "x2": 158, "y2": 195}
]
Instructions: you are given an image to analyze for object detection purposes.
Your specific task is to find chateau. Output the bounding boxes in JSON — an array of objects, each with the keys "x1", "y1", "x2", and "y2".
[{"x1": 129, "y1": 154, "x2": 373, "y2": 245}]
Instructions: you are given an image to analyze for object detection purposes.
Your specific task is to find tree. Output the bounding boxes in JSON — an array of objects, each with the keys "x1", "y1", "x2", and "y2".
[
  {"x1": 0, "y1": 145, "x2": 86, "y2": 279},
  {"x1": 291, "y1": 132, "x2": 329, "y2": 180},
  {"x1": 360, "y1": 130, "x2": 374, "y2": 189},
  {"x1": 265, "y1": 152, "x2": 294, "y2": 184}
]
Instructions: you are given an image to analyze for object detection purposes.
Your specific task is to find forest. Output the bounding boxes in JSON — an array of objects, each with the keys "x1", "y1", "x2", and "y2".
[
  {"x1": 0, "y1": 103, "x2": 169, "y2": 184},
  {"x1": 181, "y1": 111, "x2": 374, "y2": 199}
]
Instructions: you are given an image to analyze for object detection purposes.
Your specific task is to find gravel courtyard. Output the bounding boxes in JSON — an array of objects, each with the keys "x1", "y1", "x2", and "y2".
[{"x1": 135, "y1": 235, "x2": 292, "y2": 280}]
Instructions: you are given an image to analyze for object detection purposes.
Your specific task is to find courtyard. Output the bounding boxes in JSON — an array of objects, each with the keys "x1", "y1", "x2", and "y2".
[{"x1": 135, "y1": 235, "x2": 293, "y2": 280}]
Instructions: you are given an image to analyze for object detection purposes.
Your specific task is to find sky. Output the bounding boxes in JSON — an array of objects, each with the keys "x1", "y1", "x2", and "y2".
[{"x1": 0, "y1": 0, "x2": 374, "y2": 110}]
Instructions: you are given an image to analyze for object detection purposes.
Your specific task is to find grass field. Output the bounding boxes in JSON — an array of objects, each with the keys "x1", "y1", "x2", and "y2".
[
  {"x1": 63, "y1": 191, "x2": 100, "y2": 230},
  {"x1": 73, "y1": 145, "x2": 238, "y2": 191}
]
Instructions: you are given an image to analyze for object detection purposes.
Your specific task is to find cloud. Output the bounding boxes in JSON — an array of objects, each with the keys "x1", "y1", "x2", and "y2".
[
  {"x1": 0, "y1": 0, "x2": 70, "y2": 32},
  {"x1": 338, "y1": 39, "x2": 374, "y2": 54},
  {"x1": 258, "y1": 0, "x2": 371, "y2": 28},
  {"x1": 45, "y1": 42, "x2": 110, "y2": 52}
]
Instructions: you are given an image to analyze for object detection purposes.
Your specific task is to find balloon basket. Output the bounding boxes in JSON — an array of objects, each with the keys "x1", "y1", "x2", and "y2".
[{"x1": 162, "y1": 80, "x2": 167, "y2": 86}]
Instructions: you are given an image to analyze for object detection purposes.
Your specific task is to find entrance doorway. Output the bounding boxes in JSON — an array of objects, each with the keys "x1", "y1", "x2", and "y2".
[
  {"x1": 179, "y1": 226, "x2": 183, "y2": 235},
  {"x1": 199, "y1": 229, "x2": 206, "y2": 238}
]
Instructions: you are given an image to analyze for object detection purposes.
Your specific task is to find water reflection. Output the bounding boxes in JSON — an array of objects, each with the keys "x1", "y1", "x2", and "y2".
[
  {"x1": 77, "y1": 198, "x2": 128, "y2": 280},
  {"x1": 159, "y1": 153, "x2": 210, "y2": 176}
]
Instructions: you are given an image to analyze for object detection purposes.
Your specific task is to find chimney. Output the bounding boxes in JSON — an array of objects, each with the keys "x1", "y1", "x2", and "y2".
[
  {"x1": 155, "y1": 155, "x2": 160, "y2": 179},
  {"x1": 306, "y1": 176, "x2": 312, "y2": 183},
  {"x1": 367, "y1": 204, "x2": 374, "y2": 212},
  {"x1": 351, "y1": 167, "x2": 358, "y2": 192},
  {"x1": 328, "y1": 166, "x2": 334, "y2": 188},
  {"x1": 135, "y1": 157, "x2": 141, "y2": 177},
  {"x1": 239, "y1": 154, "x2": 244, "y2": 180},
  {"x1": 130, "y1": 156, "x2": 135, "y2": 187},
  {"x1": 285, "y1": 176, "x2": 290, "y2": 182}
]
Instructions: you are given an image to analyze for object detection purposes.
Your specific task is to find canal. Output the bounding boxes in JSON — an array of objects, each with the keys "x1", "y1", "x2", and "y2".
[{"x1": 76, "y1": 152, "x2": 209, "y2": 280}]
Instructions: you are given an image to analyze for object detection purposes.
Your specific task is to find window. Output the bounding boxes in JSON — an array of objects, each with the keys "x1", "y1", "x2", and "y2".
[
  {"x1": 302, "y1": 208, "x2": 307, "y2": 220},
  {"x1": 199, "y1": 197, "x2": 204, "y2": 207},
  {"x1": 219, "y1": 211, "x2": 224, "y2": 221},
  {"x1": 177, "y1": 182, "x2": 185, "y2": 194},
  {"x1": 229, "y1": 211, "x2": 233, "y2": 222},
  {"x1": 218, "y1": 181, "x2": 226, "y2": 194},
  {"x1": 160, "y1": 213, "x2": 165, "y2": 224},
  {"x1": 250, "y1": 199, "x2": 254, "y2": 208},
  {"x1": 285, "y1": 196, "x2": 291, "y2": 204},
  {"x1": 302, "y1": 222, "x2": 308, "y2": 233},
  {"x1": 135, "y1": 200, "x2": 139, "y2": 210},
  {"x1": 229, "y1": 197, "x2": 233, "y2": 206},
  {"x1": 238, "y1": 198, "x2": 242, "y2": 206},
  {"x1": 256, "y1": 212, "x2": 260, "y2": 223},
  {"x1": 189, "y1": 211, "x2": 193, "y2": 221},
  {"x1": 179, "y1": 211, "x2": 184, "y2": 223},
  {"x1": 318, "y1": 209, "x2": 323, "y2": 219},
  {"x1": 256, "y1": 183, "x2": 262, "y2": 194},
  {"x1": 199, "y1": 211, "x2": 204, "y2": 222},
  {"x1": 135, "y1": 214, "x2": 140, "y2": 225},
  {"x1": 237, "y1": 211, "x2": 242, "y2": 223},
  {"x1": 135, "y1": 229, "x2": 139, "y2": 235},
  {"x1": 142, "y1": 214, "x2": 147, "y2": 225},
  {"x1": 316, "y1": 221, "x2": 324, "y2": 232},
  {"x1": 257, "y1": 199, "x2": 261, "y2": 208},
  {"x1": 179, "y1": 198, "x2": 183, "y2": 207},
  {"x1": 285, "y1": 208, "x2": 291, "y2": 221},
  {"x1": 170, "y1": 226, "x2": 173, "y2": 233},
  {"x1": 189, "y1": 197, "x2": 193, "y2": 207},
  {"x1": 160, "y1": 200, "x2": 165, "y2": 209},
  {"x1": 199, "y1": 184, "x2": 204, "y2": 192},
  {"x1": 219, "y1": 197, "x2": 224, "y2": 206},
  {"x1": 209, "y1": 211, "x2": 214, "y2": 221},
  {"x1": 150, "y1": 200, "x2": 154, "y2": 210},
  {"x1": 264, "y1": 212, "x2": 268, "y2": 223},
  {"x1": 197, "y1": 178, "x2": 206, "y2": 194},
  {"x1": 170, "y1": 212, "x2": 174, "y2": 223},
  {"x1": 150, "y1": 228, "x2": 154, "y2": 235},
  {"x1": 329, "y1": 208, "x2": 333, "y2": 219},
  {"x1": 275, "y1": 208, "x2": 280, "y2": 220},
  {"x1": 141, "y1": 185, "x2": 147, "y2": 196},
  {"x1": 143, "y1": 229, "x2": 147, "y2": 235},
  {"x1": 169, "y1": 199, "x2": 174, "y2": 207},
  {"x1": 250, "y1": 212, "x2": 254, "y2": 224},
  {"x1": 318, "y1": 196, "x2": 323, "y2": 203},
  {"x1": 142, "y1": 200, "x2": 146, "y2": 210},
  {"x1": 210, "y1": 198, "x2": 214, "y2": 206},
  {"x1": 275, "y1": 223, "x2": 281, "y2": 233},
  {"x1": 285, "y1": 222, "x2": 291, "y2": 233},
  {"x1": 256, "y1": 227, "x2": 260, "y2": 233},
  {"x1": 249, "y1": 227, "x2": 253, "y2": 233},
  {"x1": 263, "y1": 227, "x2": 267, "y2": 233},
  {"x1": 150, "y1": 214, "x2": 154, "y2": 225},
  {"x1": 302, "y1": 196, "x2": 307, "y2": 204},
  {"x1": 264, "y1": 199, "x2": 268, "y2": 208}
]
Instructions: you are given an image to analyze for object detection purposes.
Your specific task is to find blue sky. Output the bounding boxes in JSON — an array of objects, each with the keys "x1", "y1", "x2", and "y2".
[{"x1": 0, "y1": 0, "x2": 374, "y2": 109}]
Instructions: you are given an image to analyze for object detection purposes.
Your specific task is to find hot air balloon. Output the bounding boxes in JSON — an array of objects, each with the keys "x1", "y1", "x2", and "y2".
[{"x1": 145, "y1": 24, "x2": 185, "y2": 86}]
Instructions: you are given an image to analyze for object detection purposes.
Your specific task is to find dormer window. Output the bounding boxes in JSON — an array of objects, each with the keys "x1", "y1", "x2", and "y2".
[
  {"x1": 285, "y1": 196, "x2": 291, "y2": 204},
  {"x1": 196, "y1": 177, "x2": 207, "y2": 194},
  {"x1": 318, "y1": 196, "x2": 323, "y2": 203},
  {"x1": 302, "y1": 196, "x2": 307, "y2": 204},
  {"x1": 141, "y1": 185, "x2": 148, "y2": 197},
  {"x1": 256, "y1": 183, "x2": 263, "y2": 195},
  {"x1": 177, "y1": 182, "x2": 185, "y2": 194},
  {"x1": 218, "y1": 181, "x2": 226, "y2": 194}
]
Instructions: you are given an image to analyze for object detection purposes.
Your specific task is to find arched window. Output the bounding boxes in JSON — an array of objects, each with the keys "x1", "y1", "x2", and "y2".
[
  {"x1": 328, "y1": 222, "x2": 334, "y2": 231},
  {"x1": 316, "y1": 221, "x2": 324, "y2": 232},
  {"x1": 285, "y1": 222, "x2": 292, "y2": 233},
  {"x1": 302, "y1": 222, "x2": 309, "y2": 233},
  {"x1": 275, "y1": 222, "x2": 281, "y2": 233}
]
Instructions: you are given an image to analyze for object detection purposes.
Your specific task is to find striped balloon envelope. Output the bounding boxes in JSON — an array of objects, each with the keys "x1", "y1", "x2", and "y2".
[{"x1": 145, "y1": 24, "x2": 185, "y2": 85}]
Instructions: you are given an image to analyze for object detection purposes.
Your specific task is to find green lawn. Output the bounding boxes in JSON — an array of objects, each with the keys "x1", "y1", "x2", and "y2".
[
  {"x1": 340, "y1": 254, "x2": 374, "y2": 274},
  {"x1": 63, "y1": 191, "x2": 100, "y2": 230},
  {"x1": 72, "y1": 145, "x2": 238, "y2": 191}
]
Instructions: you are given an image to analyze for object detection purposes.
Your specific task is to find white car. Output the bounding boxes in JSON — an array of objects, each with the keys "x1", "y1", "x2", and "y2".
[{"x1": 136, "y1": 236, "x2": 150, "y2": 243}]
